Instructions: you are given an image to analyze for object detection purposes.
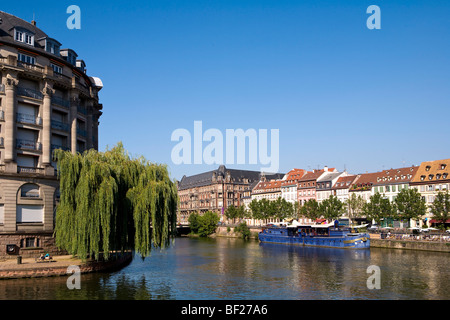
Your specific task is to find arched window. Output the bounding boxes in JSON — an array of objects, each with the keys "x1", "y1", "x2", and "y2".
[{"x1": 20, "y1": 183, "x2": 40, "y2": 198}]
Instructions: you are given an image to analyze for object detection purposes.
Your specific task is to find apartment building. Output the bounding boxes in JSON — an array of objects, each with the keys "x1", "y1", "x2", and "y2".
[{"x1": 0, "y1": 12, "x2": 103, "y2": 257}]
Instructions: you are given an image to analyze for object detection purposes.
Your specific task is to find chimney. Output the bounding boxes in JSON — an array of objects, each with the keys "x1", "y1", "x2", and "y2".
[
  {"x1": 31, "y1": 20, "x2": 36, "y2": 26},
  {"x1": 324, "y1": 166, "x2": 328, "y2": 172}
]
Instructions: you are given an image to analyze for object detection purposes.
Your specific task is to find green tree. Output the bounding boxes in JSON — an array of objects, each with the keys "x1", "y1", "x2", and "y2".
[
  {"x1": 198, "y1": 211, "x2": 220, "y2": 237},
  {"x1": 319, "y1": 195, "x2": 345, "y2": 221},
  {"x1": 363, "y1": 193, "x2": 394, "y2": 226},
  {"x1": 299, "y1": 199, "x2": 321, "y2": 221},
  {"x1": 225, "y1": 205, "x2": 239, "y2": 224},
  {"x1": 249, "y1": 198, "x2": 275, "y2": 223},
  {"x1": 188, "y1": 212, "x2": 201, "y2": 234},
  {"x1": 273, "y1": 197, "x2": 294, "y2": 221},
  {"x1": 346, "y1": 193, "x2": 365, "y2": 225},
  {"x1": 430, "y1": 190, "x2": 450, "y2": 230},
  {"x1": 53, "y1": 143, "x2": 178, "y2": 261},
  {"x1": 394, "y1": 188, "x2": 426, "y2": 224}
]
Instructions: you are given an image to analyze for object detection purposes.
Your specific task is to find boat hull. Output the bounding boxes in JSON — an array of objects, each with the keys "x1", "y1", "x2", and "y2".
[{"x1": 258, "y1": 233, "x2": 370, "y2": 249}]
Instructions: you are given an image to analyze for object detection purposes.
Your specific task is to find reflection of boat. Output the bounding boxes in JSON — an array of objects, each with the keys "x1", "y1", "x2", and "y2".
[{"x1": 258, "y1": 221, "x2": 370, "y2": 249}]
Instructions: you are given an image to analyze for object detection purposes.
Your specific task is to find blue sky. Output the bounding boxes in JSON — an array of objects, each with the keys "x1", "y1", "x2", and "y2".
[{"x1": 3, "y1": 0, "x2": 450, "y2": 180}]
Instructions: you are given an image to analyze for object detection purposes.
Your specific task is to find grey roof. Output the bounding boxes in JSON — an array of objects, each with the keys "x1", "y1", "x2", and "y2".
[
  {"x1": 177, "y1": 165, "x2": 284, "y2": 190},
  {"x1": 317, "y1": 172, "x2": 342, "y2": 182},
  {"x1": 0, "y1": 11, "x2": 48, "y2": 51}
]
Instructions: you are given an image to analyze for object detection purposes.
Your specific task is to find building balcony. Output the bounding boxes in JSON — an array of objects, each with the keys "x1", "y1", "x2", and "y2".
[
  {"x1": 17, "y1": 61, "x2": 45, "y2": 73},
  {"x1": 16, "y1": 139, "x2": 42, "y2": 151},
  {"x1": 17, "y1": 113, "x2": 42, "y2": 126},
  {"x1": 51, "y1": 144, "x2": 70, "y2": 152},
  {"x1": 51, "y1": 96, "x2": 70, "y2": 108},
  {"x1": 17, "y1": 166, "x2": 45, "y2": 174},
  {"x1": 51, "y1": 119, "x2": 70, "y2": 131},
  {"x1": 17, "y1": 87, "x2": 43, "y2": 100}
]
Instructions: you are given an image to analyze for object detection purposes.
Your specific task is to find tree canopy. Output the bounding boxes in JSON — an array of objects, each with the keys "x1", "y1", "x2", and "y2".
[{"x1": 53, "y1": 143, "x2": 178, "y2": 261}]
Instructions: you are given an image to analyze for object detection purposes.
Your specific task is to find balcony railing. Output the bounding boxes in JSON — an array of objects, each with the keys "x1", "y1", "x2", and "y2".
[
  {"x1": 16, "y1": 139, "x2": 42, "y2": 151},
  {"x1": 16, "y1": 87, "x2": 43, "y2": 100},
  {"x1": 51, "y1": 96, "x2": 70, "y2": 108},
  {"x1": 17, "y1": 166, "x2": 45, "y2": 174},
  {"x1": 51, "y1": 144, "x2": 70, "y2": 152},
  {"x1": 16, "y1": 113, "x2": 42, "y2": 126},
  {"x1": 51, "y1": 119, "x2": 70, "y2": 131},
  {"x1": 17, "y1": 61, "x2": 45, "y2": 73}
]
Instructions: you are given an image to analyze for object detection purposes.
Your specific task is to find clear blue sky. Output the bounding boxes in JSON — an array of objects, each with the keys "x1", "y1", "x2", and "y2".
[{"x1": 3, "y1": 0, "x2": 450, "y2": 180}]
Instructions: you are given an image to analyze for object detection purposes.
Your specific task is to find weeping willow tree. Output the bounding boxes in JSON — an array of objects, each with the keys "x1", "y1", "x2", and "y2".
[{"x1": 53, "y1": 142, "x2": 178, "y2": 261}]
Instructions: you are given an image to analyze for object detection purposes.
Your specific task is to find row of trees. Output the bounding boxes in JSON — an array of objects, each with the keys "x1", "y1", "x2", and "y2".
[{"x1": 223, "y1": 188, "x2": 450, "y2": 229}]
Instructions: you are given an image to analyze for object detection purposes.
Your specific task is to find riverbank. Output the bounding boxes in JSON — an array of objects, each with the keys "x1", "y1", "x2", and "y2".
[
  {"x1": 0, "y1": 252, "x2": 133, "y2": 280},
  {"x1": 213, "y1": 226, "x2": 450, "y2": 253}
]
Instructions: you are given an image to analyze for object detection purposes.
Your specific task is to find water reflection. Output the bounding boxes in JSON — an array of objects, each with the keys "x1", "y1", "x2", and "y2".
[{"x1": 0, "y1": 237, "x2": 449, "y2": 300}]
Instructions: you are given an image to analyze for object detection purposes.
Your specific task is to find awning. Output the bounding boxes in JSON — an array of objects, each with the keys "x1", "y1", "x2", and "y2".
[
  {"x1": 430, "y1": 219, "x2": 450, "y2": 224},
  {"x1": 315, "y1": 219, "x2": 327, "y2": 224}
]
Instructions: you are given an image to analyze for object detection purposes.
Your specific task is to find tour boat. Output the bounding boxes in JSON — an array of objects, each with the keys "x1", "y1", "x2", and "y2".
[{"x1": 258, "y1": 221, "x2": 370, "y2": 249}]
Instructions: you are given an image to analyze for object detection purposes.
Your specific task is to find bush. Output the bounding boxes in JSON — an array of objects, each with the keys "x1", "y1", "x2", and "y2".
[
  {"x1": 198, "y1": 211, "x2": 220, "y2": 237},
  {"x1": 188, "y1": 212, "x2": 201, "y2": 234},
  {"x1": 234, "y1": 222, "x2": 251, "y2": 240}
]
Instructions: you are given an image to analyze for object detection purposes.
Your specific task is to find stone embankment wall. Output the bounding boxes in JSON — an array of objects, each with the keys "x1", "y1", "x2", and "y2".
[
  {"x1": 370, "y1": 238, "x2": 450, "y2": 253},
  {"x1": 213, "y1": 226, "x2": 262, "y2": 239},
  {"x1": 0, "y1": 232, "x2": 67, "y2": 259},
  {"x1": 0, "y1": 252, "x2": 133, "y2": 280},
  {"x1": 214, "y1": 227, "x2": 450, "y2": 253}
]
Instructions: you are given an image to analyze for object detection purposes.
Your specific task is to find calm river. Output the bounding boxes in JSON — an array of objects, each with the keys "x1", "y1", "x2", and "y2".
[{"x1": 1, "y1": 237, "x2": 449, "y2": 300}]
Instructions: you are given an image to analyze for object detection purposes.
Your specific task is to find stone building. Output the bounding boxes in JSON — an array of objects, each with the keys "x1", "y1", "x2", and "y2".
[
  {"x1": 0, "y1": 12, "x2": 103, "y2": 258},
  {"x1": 177, "y1": 165, "x2": 283, "y2": 224}
]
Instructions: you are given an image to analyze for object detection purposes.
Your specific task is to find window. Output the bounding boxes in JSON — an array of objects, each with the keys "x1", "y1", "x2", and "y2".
[
  {"x1": 20, "y1": 184, "x2": 40, "y2": 198},
  {"x1": 18, "y1": 53, "x2": 35, "y2": 65},
  {"x1": 426, "y1": 166, "x2": 431, "y2": 171},
  {"x1": 15, "y1": 30, "x2": 23, "y2": 42},
  {"x1": 441, "y1": 164, "x2": 447, "y2": 170},
  {"x1": 14, "y1": 28, "x2": 34, "y2": 46},
  {"x1": 50, "y1": 63, "x2": 63, "y2": 74},
  {"x1": 429, "y1": 174, "x2": 434, "y2": 180},
  {"x1": 25, "y1": 34, "x2": 33, "y2": 45}
]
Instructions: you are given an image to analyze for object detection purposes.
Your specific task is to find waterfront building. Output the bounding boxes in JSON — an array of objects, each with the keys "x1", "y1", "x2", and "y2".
[
  {"x1": 176, "y1": 165, "x2": 283, "y2": 224},
  {"x1": 297, "y1": 166, "x2": 336, "y2": 205},
  {"x1": 371, "y1": 166, "x2": 418, "y2": 202},
  {"x1": 280, "y1": 168, "x2": 306, "y2": 204},
  {"x1": 316, "y1": 171, "x2": 347, "y2": 203},
  {"x1": 410, "y1": 159, "x2": 450, "y2": 227},
  {"x1": 332, "y1": 175, "x2": 359, "y2": 203},
  {"x1": 251, "y1": 179, "x2": 283, "y2": 202},
  {"x1": 0, "y1": 12, "x2": 103, "y2": 258}
]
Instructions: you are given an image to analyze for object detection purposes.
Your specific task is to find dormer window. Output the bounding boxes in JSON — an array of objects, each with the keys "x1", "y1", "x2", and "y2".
[
  {"x1": 14, "y1": 28, "x2": 34, "y2": 46},
  {"x1": 426, "y1": 166, "x2": 431, "y2": 171},
  {"x1": 441, "y1": 164, "x2": 447, "y2": 170},
  {"x1": 443, "y1": 173, "x2": 448, "y2": 179},
  {"x1": 420, "y1": 175, "x2": 425, "y2": 181},
  {"x1": 436, "y1": 174, "x2": 441, "y2": 180},
  {"x1": 429, "y1": 174, "x2": 434, "y2": 180}
]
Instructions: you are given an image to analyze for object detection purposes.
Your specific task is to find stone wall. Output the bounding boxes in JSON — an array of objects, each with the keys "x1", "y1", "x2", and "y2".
[
  {"x1": 0, "y1": 232, "x2": 66, "y2": 259},
  {"x1": 370, "y1": 238, "x2": 450, "y2": 253},
  {"x1": 0, "y1": 252, "x2": 132, "y2": 280}
]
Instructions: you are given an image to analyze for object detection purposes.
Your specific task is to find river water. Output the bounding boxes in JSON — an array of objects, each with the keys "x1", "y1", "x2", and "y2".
[{"x1": 1, "y1": 237, "x2": 449, "y2": 300}]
